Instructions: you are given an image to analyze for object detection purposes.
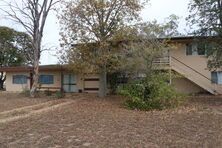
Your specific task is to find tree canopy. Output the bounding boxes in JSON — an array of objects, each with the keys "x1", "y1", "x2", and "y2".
[
  {"x1": 1, "y1": 0, "x2": 59, "y2": 97},
  {"x1": 187, "y1": 0, "x2": 222, "y2": 69},
  {"x1": 0, "y1": 26, "x2": 33, "y2": 89},
  {"x1": 59, "y1": 0, "x2": 148, "y2": 97},
  {"x1": 0, "y1": 26, "x2": 32, "y2": 67}
]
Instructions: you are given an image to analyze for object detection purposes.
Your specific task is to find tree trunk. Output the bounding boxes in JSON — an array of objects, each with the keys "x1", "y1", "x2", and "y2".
[
  {"x1": 30, "y1": 38, "x2": 40, "y2": 98},
  {"x1": 98, "y1": 68, "x2": 107, "y2": 97},
  {"x1": 0, "y1": 72, "x2": 6, "y2": 90},
  {"x1": 0, "y1": 80, "x2": 4, "y2": 90},
  {"x1": 30, "y1": 60, "x2": 39, "y2": 98}
]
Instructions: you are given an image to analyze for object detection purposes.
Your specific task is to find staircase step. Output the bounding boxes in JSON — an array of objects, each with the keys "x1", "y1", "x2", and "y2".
[{"x1": 171, "y1": 64, "x2": 217, "y2": 95}]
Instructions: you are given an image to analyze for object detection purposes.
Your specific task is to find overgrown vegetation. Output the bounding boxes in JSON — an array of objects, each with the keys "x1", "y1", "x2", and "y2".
[
  {"x1": 20, "y1": 87, "x2": 31, "y2": 97},
  {"x1": 20, "y1": 87, "x2": 64, "y2": 99},
  {"x1": 107, "y1": 72, "x2": 125, "y2": 94},
  {"x1": 55, "y1": 91, "x2": 64, "y2": 99},
  {"x1": 43, "y1": 90, "x2": 65, "y2": 99},
  {"x1": 1, "y1": 0, "x2": 59, "y2": 97},
  {"x1": 44, "y1": 90, "x2": 53, "y2": 96},
  {"x1": 0, "y1": 26, "x2": 33, "y2": 90},
  {"x1": 187, "y1": 0, "x2": 222, "y2": 69},
  {"x1": 119, "y1": 72, "x2": 184, "y2": 111}
]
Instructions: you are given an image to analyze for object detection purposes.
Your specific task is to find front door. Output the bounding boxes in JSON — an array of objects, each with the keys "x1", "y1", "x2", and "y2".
[{"x1": 63, "y1": 74, "x2": 77, "y2": 93}]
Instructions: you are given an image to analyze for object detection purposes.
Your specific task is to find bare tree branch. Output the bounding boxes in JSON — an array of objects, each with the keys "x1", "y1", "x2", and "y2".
[{"x1": 0, "y1": 0, "x2": 59, "y2": 97}]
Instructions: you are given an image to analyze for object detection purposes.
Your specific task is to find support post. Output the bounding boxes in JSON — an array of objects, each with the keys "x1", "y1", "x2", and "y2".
[
  {"x1": 169, "y1": 56, "x2": 172, "y2": 85},
  {"x1": 60, "y1": 66, "x2": 64, "y2": 93}
]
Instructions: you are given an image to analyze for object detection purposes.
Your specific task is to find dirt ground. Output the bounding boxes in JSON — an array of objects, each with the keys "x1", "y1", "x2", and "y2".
[
  {"x1": 0, "y1": 93, "x2": 222, "y2": 148},
  {"x1": 0, "y1": 92, "x2": 50, "y2": 112}
]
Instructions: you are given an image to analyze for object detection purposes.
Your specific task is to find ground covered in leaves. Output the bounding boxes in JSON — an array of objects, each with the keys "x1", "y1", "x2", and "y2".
[
  {"x1": 0, "y1": 92, "x2": 49, "y2": 112},
  {"x1": 0, "y1": 93, "x2": 222, "y2": 147}
]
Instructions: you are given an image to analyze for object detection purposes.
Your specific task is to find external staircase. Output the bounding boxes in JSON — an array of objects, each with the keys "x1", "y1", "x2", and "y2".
[{"x1": 154, "y1": 56, "x2": 222, "y2": 95}]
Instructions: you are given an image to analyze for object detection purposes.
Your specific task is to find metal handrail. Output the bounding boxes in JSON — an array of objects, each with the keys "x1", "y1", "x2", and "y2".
[
  {"x1": 171, "y1": 56, "x2": 212, "y2": 82},
  {"x1": 153, "y1": 57, "x2": 170, "y2": 64}
]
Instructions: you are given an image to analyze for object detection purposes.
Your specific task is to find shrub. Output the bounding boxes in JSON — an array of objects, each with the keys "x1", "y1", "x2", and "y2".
[
  {"x1": 20, "y1": 87, "x2": 30, "y2": 97},
  {"x1": 118, "y1": 72, "x2": 184, "y2": 111},
  {"x1": 107, "y1": 72, "x2": 119, "y2": 94},
  {"x1": 55, "y1": 91, "x2": 64, "y2": 99},
  {"x1": 44, "y1": 90, "x2": 52, "y2": 96}
]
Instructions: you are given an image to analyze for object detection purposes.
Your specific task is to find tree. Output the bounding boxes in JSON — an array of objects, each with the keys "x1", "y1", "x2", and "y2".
[
  {"x1": 138, "y1": 14, "x2": 181, "y2": 38},
  {"x1": 0, "y1": 26, "x2": 32, "y2": 89},
  {"x1": 59, "y1": 0, "x2": 147, "y2": 97},
  {"x1": 121, "y1": 18, "x2": 179, "y2": 77},
  {"x1": 187, "y1": 0, "x2": 222, "y2": 69},
  {"x1": 0, "y1": 0, "x2": 59, "y2": 97},
  {"x1": 118, "y1": 21, "x2": 182, "y2": 111}
]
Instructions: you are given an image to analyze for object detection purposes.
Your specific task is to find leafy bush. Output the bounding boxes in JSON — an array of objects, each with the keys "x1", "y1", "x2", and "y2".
[
  {"x1": 118, "y1": 72, "x2": 184, "y2": 111},
  {"x1": 20, "y1": 87, "x2": 30, "y2": 97},
  {"x1": 107, "y1": 72, "x2": 119, "y2": 94},
  {"x1": 44, "y1": 90, "x2": 52, "y2": 96},
  {"x1": 108, "y1": 72, "x2": 128, "y2": 94},
  {"x1": 55, "y1": 91, "x2": 64, "y2": 99}
]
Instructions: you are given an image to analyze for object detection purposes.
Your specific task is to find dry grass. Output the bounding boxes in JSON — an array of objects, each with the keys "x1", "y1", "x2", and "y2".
[
  {"x1": 0, "y1": 93, "x2": 222, "y2": 147},
  {"x1": 0, "y1": 99, "x2": 73, "y2": 123},
  {"x1": 0, "y1": 92, "x2": 50, "y2": 112}
]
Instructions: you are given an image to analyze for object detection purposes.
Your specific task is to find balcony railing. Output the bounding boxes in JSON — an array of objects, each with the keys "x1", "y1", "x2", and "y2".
[{"x1": 153, "y1": 56, "x2": 170, "y2": 65}]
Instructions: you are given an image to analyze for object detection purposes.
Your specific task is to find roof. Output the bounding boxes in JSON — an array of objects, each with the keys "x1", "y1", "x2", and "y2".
[
  {"x1": 0, "y1": 65, "x2": 66, "y2": 72},
  {"x1": 1, "y1": 36, "x2": 220, "y2": 73},
  {"x1": 72, "y1": 36, "x2": 220, "y2": 47},
  {"x1": 165, "y1": 36, "x2": 220, "y2": 43}
]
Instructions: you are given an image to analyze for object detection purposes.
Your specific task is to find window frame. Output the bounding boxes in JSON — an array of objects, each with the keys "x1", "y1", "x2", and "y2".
[
  {"x1": 186, "y1": 43, "x2": 206, "y2": 56},
  {"x1": 12, "y1": 75, "x2": 28, "y2": 84},
  {"x1": 211, "y1": 71, "x2": 222, "y2": 84},
  {"x1": 39, "y1": 75, "x2": 54, "y2": 85},
  {"x1": 197, "y1": 43, "x2": 207, "y2": 56}
]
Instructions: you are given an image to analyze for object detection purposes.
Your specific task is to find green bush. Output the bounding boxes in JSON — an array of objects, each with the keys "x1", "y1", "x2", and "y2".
[
  {"x1": 118, "y1": 73, "x2": 184, "y2": 111},
  {"x1": 107, "y1": 72, "x2": 119, "y2": 94},
  {"x1": 55, "y1": 91, "x2": 64, "y2": 99}
]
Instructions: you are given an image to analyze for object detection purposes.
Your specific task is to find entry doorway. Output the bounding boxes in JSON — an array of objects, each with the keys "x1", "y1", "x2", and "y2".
[{"x1": 63, "y1": 74, "x2": 78, "y2": 93}]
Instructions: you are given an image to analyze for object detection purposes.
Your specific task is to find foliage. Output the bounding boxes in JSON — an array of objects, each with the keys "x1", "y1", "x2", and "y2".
[
  {"x1": 44, "y1": 90, "x2": 53, "y2": 96},
  {"x1": 0, "y1": 26, "x2": 33, "y2": 89},
  {"x1": 59, "y1": 0, "x2": 180, "y2": 97},
  {"x1": 107, "y1": 72, "x2": 121, "y2": 94},
  {"x1": 20, "y1": 87, "x2": 31, "y2": 97},
  {"x1": 187, "y1": 0, "x2": 222, "y2": 69},
  {"x1": 187, "y1": 0, "x2": 222, "y2": 35},
  {"x1": 119, "y1": 72, "x2": 183, "y2": 111},
  {"x1": 59, "y1": 0, "x2": 148, "y2": 97},
  {"x1": 0, "y1": 0, "x2": 59, "y2": 97},
  {"x1": 43, "y1": 90, "x2": 64, "y2": 98},
  {"x1": 55, "y1": 91, "x2": 64, "y2": 99},
  {"x1": 138, "y1": 14, "x2": 181, "y2": 38},
  {"x1": 120, "y1": 20, "x2": 178, "y2": 76},
  {"x1": 0, "y1": 26, "x2": 30, "y2": 66}
]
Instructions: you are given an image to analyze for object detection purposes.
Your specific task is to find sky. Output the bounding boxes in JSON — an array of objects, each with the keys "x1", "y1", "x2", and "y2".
[{"x1": 0, "y1": 0, "x2": 190, "y2": 65}]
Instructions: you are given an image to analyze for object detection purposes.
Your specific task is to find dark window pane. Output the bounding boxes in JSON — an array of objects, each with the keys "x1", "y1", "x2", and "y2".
[
  {"x1": 39, "y1": 75, "x2": 54, "y2": 84},
  {"x1": 13, "y1": 75, "x2": 27, "y2": 84},
  {"x1": 197, "y1": 43, "x2": 206, "y2": 55},
  {"x1": 211, "y1": 72, "x2": 218, "y2": 84},
  {"x1": 218, "y1": 72, "x2": 222, "y2": 84},
  {"x1": 186, "y1": 44, "x2": 193, "y2": 55}
]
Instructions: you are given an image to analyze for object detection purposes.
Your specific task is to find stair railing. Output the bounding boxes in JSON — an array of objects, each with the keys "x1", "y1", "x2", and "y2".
[{"x1": 171, "y1": 56, "x2": 212, "y2": 82}]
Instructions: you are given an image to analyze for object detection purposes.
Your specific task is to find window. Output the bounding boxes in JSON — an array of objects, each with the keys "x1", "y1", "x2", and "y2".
[
  {"x1": 186, "y1": 43, "x2": 206, "y2": 56},
  {"x1": 211, "y1": 72, "x2": 222, "y2": 84},
  {"x1": 13, "y1": 75, "x2": 27, "y2": 84},
  {"x1": 186, "y1": 44, "x2": 193, "y2": 55},
  {"x1": 197, "y1": 43, "x2": 206, "y2": 55},
  {"x1": 39, "y1": 75, "x2": 54, "y2": 84}
]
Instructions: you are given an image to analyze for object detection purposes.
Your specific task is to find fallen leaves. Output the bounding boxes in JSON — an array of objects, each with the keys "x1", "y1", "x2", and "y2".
[{"x1": 0, "y1": 94, "x2": 221, "y2": 147}]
